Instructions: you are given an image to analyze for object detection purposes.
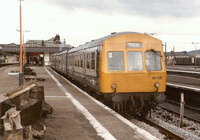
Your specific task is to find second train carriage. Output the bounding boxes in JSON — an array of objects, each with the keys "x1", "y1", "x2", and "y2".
[{"x1": 51, "y1": 32, "x2": 166, "y2": 115}]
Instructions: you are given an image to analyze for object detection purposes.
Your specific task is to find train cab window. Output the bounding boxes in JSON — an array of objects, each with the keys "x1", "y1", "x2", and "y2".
[
  {"x1": 108, "y1": 52, "x2": 124, "y2": 71},
  {"x1": 145, "y1": 51, "x2": 162, "y2": 71},
  {"x1": 128, "y1": 52, "x2": 143, "y2": 71},
  {"x1": 91, "y1": 52, "x2": 95, "y2": 70}
]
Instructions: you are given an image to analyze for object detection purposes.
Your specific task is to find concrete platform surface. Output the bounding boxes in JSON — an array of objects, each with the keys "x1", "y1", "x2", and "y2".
[{"x1": 0, "y1": 66, "x2": 159, "y2": 140}]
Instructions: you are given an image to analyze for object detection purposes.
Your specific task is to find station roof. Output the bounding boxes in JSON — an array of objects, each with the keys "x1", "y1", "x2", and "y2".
[
  {"x1": 0, "y1": 45, "x2": 69, "y2": 53},
  {"x1": 165, "y1": 51, "x2": 189, "y2": 57},
  {"x1": 0, "y1": 34, "x2": 72, "y2": 54}
]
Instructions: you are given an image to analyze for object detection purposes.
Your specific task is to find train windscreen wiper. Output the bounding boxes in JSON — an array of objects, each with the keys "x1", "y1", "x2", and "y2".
[{"x1": 150, "y1": 49, "x2": 162, "y2": 57}]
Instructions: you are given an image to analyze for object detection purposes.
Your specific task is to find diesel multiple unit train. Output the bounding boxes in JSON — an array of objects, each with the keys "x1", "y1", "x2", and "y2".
[{"x1": 51, "y1": 32, "x2": 166, "y2": 116}]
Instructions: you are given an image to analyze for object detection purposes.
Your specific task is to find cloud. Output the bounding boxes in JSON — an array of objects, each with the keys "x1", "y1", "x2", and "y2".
[
  {"x1": 46, "y1": 0, "x2": 200, "y2": 18},
  {"x1": 119, "y1": 0, "x2": 200, "y2": 18},
  {"x1": 46, "y1": 0, "x2": 122, "y2": 14}
]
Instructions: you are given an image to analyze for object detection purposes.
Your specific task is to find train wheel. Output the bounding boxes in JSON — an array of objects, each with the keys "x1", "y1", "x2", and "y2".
[{"x1": 140, "y1": 109, "x2": 148, "y2": 117}]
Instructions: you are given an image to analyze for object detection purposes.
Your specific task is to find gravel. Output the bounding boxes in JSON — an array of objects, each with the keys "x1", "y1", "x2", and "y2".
[
  {"x1": 150, "y1": 107, "x2": 200, "y2": 140},
  {"x1": 130, "y1": 117, "x2": 166, "y2": 139},
  {"x1": 129, "y1": 105, "x2": 200, "y2": 140}
]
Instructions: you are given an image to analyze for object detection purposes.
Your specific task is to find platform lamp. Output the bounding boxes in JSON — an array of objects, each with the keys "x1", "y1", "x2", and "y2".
[{"x1": 192, "y1": 42, "x2": 199, "y2": 69}]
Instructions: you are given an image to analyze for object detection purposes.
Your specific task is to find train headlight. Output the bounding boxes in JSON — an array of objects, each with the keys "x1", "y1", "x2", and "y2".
[
  {"x1": 111, "y1": 83, "x2": 117, "y2": 89},
  {"x1": 155, "y1": 82, "x2": 160, "y2": 88}
]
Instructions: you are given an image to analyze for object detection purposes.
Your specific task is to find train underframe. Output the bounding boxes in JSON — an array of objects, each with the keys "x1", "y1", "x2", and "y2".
[{"x1": 104, "y1": 92, "x2": 166, "y2": 117}]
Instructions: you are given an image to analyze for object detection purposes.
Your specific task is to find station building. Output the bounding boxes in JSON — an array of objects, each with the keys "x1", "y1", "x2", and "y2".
[
  {"x1": 164, "y1": 51, "x2": 189, "y2": 65},
  {"x1": 0, "y1": 34, "x2": 72, "y2": 66}
]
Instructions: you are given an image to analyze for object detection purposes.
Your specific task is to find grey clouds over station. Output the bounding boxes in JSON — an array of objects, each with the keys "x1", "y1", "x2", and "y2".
[
  {"x1": 47, "y1": 0, "x2": 200, "y2": 18},
  {"x1": 1, "y1": 0, "x2": 200, "y2": 52}
]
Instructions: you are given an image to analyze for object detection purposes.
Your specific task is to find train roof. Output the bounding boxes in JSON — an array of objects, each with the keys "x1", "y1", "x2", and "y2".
[
  {"x1": 52, "y1": 49, "x2": 70, "y2": 56},
  {"x1": 68, "y1": 32, "x2": 143, "y2": 53}
]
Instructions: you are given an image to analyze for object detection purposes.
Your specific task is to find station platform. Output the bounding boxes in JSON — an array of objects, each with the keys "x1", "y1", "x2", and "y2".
[{"x1": 0, "y1": 66, "x2": 158, "y2": 140}]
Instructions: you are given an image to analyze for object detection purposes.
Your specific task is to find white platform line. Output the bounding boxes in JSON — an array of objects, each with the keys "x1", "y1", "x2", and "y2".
[
  {"x1": 48, "y1": 67, "x2": 159, "y2": 140},
  {"x1": 45, "y1": 96, "x2": 67, "y2": 98},
  {"x1": 44, "y1": 67, "x2": 116, "y2": 140}
]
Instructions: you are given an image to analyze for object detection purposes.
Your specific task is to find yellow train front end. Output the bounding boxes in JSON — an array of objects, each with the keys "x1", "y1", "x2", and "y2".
[{"x1": 99, "y1": 33, "x2": 166, "y2": 115}]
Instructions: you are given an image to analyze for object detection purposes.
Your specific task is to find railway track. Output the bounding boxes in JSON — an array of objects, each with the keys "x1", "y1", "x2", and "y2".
[
  {"x1": 159, "y1": 99, "x2": 200, "y2": 123},
  {"x1": 86, "y1": 92, "x2": 189, "y2": 139},
  {"x1": 167, "y1": 69, "x2": 200, "y2": 78},
  {"x1": 99, "y1": 97, "x2": 200, "y2": 139},
  {"x1": 0, "y1": 63, "x2": 18, "y2": 68},
  {"x1": 143, "y1": 117, "x2": 185, "y2": 140}
]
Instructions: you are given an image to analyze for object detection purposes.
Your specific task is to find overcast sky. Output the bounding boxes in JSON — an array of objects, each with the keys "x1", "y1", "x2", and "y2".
[{"x1": 1, "y1": 0, "x2": 200, "y2": 52}]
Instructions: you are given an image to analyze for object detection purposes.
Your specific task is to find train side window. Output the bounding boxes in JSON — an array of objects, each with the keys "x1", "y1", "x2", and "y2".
[
  {"x1": 87, "y1": 53, "x2": 90, "y2": 69},
  {"x1": 128, "y1": 52, "x2": 143, "y2": 71},
  {"x1": 80, "y1": 54, "x2": 83, "y2": 68},
  {"x1": 145, "y1": 51, "x2": 162, "y2": 71},
  {"x1": 83, "y1": 54, "x2": 86, "y2": 68},
  {"x1": 74, "y1": 56, "x2": 76, "y2": 66},
  {"x1": 71, "y1": 55, "x2": 74, "y2": 66},
  {"x1": 75, "y1": 56, "x2": 78, "y2": 67},
  {"x1": 108, "y1": 52, "x2": 124, "y2": 71},
  {"x1": 69, "y1": 56, "x2": 71, "y2": 66},
  {"x1": 78, "y1": 55, "x2": 80, "y2": 67},
  {"x1": 71, "y1": 56, "x2": 72, "y2": 66},
  {"x1": 77, "y1": 55, "x2": 79, "y2": 67},
  {"x1": 70, "y1": 56, "x2": 72, "y2": 66},
  {"x1": 91, "y1": 52, "x2": 95, "y2": 70}
]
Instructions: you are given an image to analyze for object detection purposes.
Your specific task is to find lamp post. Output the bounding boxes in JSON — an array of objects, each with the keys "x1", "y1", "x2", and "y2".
[
  {"x1": 192, "y1": 42, "x2": 199, "y2": 69},
  {"x1": 19, "y1": 0, "x2": 24, "y2": 86}
]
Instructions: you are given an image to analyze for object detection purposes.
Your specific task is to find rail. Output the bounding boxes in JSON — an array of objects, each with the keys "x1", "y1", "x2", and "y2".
[
  {"x1": 167, "y1": 69, "x2": 200, "y2": 74},
  {"x1": 166, "y1": 82, "x2": 200, "y2": 92},
  {"x1": 0, "y1": 63, "x2": 19, "y2": 68},
  {"x1": 167, "y1": 69, "x2": 200, "y2": 79},
  {"x1": 144, "y1": 117, "x2": 185, "y2": 140},
  {"x1": 159, "y1": 99, "x2": 200, "y2": 123}
]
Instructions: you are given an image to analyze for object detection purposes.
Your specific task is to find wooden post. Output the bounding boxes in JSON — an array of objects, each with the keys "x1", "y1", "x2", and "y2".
[{"x1": 180, "y1": 92, "x2": 184, "y2": 128}]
